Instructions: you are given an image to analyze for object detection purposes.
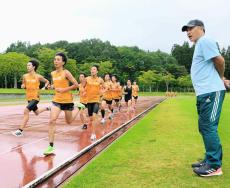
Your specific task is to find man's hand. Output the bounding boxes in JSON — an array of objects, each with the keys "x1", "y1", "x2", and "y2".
[
  {"x1": 21, "y1": 84, "x2": 25, "y2": 89},
  {"x1": 223, "y1": 79, "x2": 230, "y2": 90}
]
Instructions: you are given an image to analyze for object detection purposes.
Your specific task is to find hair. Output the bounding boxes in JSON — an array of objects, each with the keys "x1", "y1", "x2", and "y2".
[
  {"x1": 80, "y1": 72, "x2": 86, "y2": 77},
  {"x1": 104, "y1": 73, "x2": 111, "y2": 79},
  {"x1": 55, "y1": 52, "x2": 67, "y2": 65},
  {"x1": 29, "y1": 59, "x2": 39, "y2": 72},
  {"x1": 92, "y1": 64, "x2": 99, "y2": 71},
  {"x1": 112, "y1": 74, "x2": 117, "y2": 80}
]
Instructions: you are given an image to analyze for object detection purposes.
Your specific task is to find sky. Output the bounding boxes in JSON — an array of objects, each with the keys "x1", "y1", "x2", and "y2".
[{"x1": 1, "y1": 0, "x2": 229, "y2": 53}]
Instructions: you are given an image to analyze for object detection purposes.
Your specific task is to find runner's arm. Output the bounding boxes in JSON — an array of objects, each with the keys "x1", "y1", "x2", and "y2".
[
  {"x1": 21, "y1": 75, "x2": 26, "y2": 89},
  {"x1": 64, "y1": 70, "x2": 79, "y2": 91},
  {"x1": 38, "y1": 75, "x2": 50, "y2": 89}
]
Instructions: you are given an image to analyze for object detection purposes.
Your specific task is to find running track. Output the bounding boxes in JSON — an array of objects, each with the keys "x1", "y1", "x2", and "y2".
[{"x1": 0, "y1": 96, "x2": 164, "y2": 187}]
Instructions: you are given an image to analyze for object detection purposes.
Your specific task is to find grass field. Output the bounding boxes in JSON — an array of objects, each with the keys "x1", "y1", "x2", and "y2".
[
  {"x1": 0, "y1": 88, "x2": 54, "y2": 94},
  {"x1": 63, "y1": 94, "x2": 230, "y2": 188}
]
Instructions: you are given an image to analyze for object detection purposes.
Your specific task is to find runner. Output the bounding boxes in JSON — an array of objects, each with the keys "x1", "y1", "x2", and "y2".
[
  {"x1": 117, "y1": 81, "x2": 123, "y2": 111},
  {"x1": 84, "y1": 65, "x2": 104, "y2": 141},
  {"x1": 12, "y1": 59, "x2": 50, "y2": 137},
  {"x1": 111, "y1": 75, "x2": 120, "y2": 112},
  {"x1": 132, "y1": 81, "x2": 139, "y2": 108},
  {"x1": 77, "y1": 73, "x2": 88, "y2": 129},
  {"x1": 100, "y1": 73, "x2": 114, "y2": 124},
  {"x1": 123, "y1": 79, "x2": 133, "y2": 113},
  {"x1": 43, "y1": 52, "x2": 79, "y2": 155}
]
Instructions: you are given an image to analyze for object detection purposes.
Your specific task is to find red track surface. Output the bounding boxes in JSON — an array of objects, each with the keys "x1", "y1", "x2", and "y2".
[{"x1": 0, "y1": 96, "x2": 163, "y2": 188}]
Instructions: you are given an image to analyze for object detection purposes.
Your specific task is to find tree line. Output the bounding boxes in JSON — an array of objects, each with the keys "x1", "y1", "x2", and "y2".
[{"x1": 1, "y1": 39, "x2": 230, "y2": 91}]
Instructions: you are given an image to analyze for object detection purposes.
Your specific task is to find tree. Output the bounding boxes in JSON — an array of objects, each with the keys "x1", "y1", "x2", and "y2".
[
  {"x1": 177, "y1": 75, "x2": 193, "y2": 92},
  {"x1": 0, "y1": 52, "x2": 29, "y2": 88},
  {"x1": 75, "y1": 60, "x2": 114, "y2": 79},
  {"x1": 222, "y1": 46, "x2": 230, "y2": 79},
  {"x1": 171, "y1": 42, "x2": 194, "y2": 73},
  {"x1": 3, "y1": 39, "x2": 195, "y2": 90},
  {"x1": 138, "y1": 70, "x2": 161, "y2": 92},
  {"x1": 35, "y1": 47, "x2": 70, "y2": 80},
  {"x1": 161, "y1": 72, "x2": 175, "y2": 92},
  {"x1": 36, "y1": 47, "x2": 56, "y2": 79},
  {"x1": 65, "y1": 58, "x2": 77, "y2": 77},
  {"x1": 165, "y1": 63, "x2": 187, "y2": 78},
  {"x1": 6, "y1": 41, "x2": 29, "y2": 54},
  {"x1": 0, "y1": 54, "x2": 11, "y2": 88},
  {"x1": 98, "y1": 61, "x2": 114, "y2": 77},
  {"x1": 76, "y1": 63, "x2": 92, "y2": 76}
]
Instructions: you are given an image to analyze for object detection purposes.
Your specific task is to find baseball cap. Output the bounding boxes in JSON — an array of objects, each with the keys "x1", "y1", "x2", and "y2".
[{"x1": 182, "y1": 19, "x2": 205, "y2": 32}]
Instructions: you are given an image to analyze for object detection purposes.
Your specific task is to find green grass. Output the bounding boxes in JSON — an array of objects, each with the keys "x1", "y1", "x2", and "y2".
[
  {"x1": 0, "y1": 88, "x2": 54, "y2": 94},
  {"x1": 139, "y1": 92, "x2": 195, "y2": 96},
  {"x1": 64, "y1": 94, "x2": 230, "y2": 188}
]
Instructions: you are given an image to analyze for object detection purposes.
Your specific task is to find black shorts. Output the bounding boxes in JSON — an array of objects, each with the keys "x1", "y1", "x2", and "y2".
[
  {"x1": 133, "y1": 96, "x2": 138, "y2": 100},
  {"x1": 27, "y1": 100, "x2": 39, "y2": 112},
  {"x1": 87, "y1": 103, "x2": 99, "y2": 116},
  {"x1": 52, "y1": 101, "x2": 74, "y2": 111},
  {"x1": 104, "y1": 99, "x2": 113, "y2": 105},
  {"x1": 125, "y1": 96, "x2": 132, "y2": 102},
  {"x1": 114, "y1": 99, "x2": 120, "y2": 103}
]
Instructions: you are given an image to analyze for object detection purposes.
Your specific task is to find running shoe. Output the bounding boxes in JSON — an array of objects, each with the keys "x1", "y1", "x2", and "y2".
[
  {"x1": 193, "y1": 163, "x2": 223, "y2": 177},
  {"x1": 12, "y1": 130, "x2": 23, "y2": 137},
  {"x1": 43, "y1": 146, "x2": 55, "y2": 155},
  {"x1": 109, "y1": 113, "x2": 114, "y2": 120},
  {"x1": 191, "y1": 159, "x2": 206, "y2": 168},
  {"x1": 82, "y1": 124, "x2": 87, "y2": 129},
  {"x1": 90, "y1": 134, "x2": 97, "y2": 141},
  {"x1": 101, "y1": 118, "x2": 106, "y2": 124},
  {"x1": 76, "y1": 102, "x2": 85, "y2": 110}
]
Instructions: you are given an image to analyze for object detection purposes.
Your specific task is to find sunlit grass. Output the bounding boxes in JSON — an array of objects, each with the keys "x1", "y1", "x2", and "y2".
[{"x1": 64, "y1": 94, "x2": 230, "y2": 188}]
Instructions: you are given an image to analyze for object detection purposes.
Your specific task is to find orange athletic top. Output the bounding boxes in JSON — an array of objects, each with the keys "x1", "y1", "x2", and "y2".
[
  {"x1": 24, "y1": 73, "x2": 40, "y2": 101},
  {"x1": 79, "y1": 83, "x2": 87, "y2": 104},
  {"x1": 103, "y1": 81, "x2": 113, "y2": 101},
  {"x1": 52, "y1": 70, "x2": 73, "y2": 103},
  {"x1": 85, "y1": 76, "x2": 103, "y2": 103},
  {"x1": 132, "y1": 85, "x2": 139, "y2": 97},
  {"x1": 111, "y1": 82, "x2": 120, "y2": 99}
]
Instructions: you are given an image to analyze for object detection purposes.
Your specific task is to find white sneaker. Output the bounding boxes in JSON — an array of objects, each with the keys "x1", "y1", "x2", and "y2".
[
  {"x1": 12, "y1": 130, "x2": 23, "y2": 137},
  {"x1": 101, "y1": 118, "x2": 106, "y2": 124},
  {"x1": 90, "y1": 134, "x2": 97, "y2": 141},
  {"x1": 114, "y1": 109, "x2": 118, "y2": 114},
  {"x1": 109, "y1": 113, "x2": 114, "y2": 120}
]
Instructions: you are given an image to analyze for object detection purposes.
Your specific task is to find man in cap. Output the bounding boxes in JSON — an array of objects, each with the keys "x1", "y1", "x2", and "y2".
[{"x1": 182, "y1": 19, "x2": 229, "y2": 177}]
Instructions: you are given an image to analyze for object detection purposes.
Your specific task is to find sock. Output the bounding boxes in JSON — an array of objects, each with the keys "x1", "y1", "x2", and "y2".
[
  {"x1": 19, "y1": 129, "x2": 23, "y2": 132},
  {"x1": 111, "y1": 109, "x2": 114, "y2": 113},
  {"x1": 101, "y1": 109, "x2": 105, "y2": 118},
  {"x1": 50, "y1": 142, "x2": 54, "y2": 147}
]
